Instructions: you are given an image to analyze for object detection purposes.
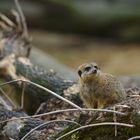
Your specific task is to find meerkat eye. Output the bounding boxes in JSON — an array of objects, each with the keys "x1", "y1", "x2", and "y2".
[
  {"x1": 78, "y1": 70, "x2": 82, "y2": 77},
  {"x1": 94, "y1": 65, "x2": 98, "y2": 69},
  {"x1": 85, "y1": 66, "x2": 91, "y2": 71}
]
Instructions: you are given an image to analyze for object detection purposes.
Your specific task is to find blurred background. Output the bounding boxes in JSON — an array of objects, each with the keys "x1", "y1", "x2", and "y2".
[{"x1": 1, "y1": 0, "x2": 140, "y2": 80}]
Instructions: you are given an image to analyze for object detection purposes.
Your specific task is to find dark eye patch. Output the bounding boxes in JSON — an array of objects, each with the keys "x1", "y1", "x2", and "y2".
[
  {"x1": 85, "y1": 66, "x2": 91, "y2": 71},
  {"x1": 78, "y1": 70, "x2": 82, "y2": 77},
  {"x1": 94, "y1": 65, "x2": 98, "y2": 69}
]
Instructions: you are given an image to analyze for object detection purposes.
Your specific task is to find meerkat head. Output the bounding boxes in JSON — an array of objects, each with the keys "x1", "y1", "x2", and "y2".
[{"x1": 77, "y1": 62, "x2": 101, "y2": 81}]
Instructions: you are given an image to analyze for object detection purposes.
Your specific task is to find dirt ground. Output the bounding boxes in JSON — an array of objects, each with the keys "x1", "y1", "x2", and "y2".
[{"x1": 31, "y1": 30, "x2": 140, "y2": 75}]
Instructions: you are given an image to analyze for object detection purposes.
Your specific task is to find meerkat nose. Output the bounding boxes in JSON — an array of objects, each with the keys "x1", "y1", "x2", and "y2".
[
  {"x1": 93, "y1": 69, "x2": 97, "y2": 73},
  {"x1": 91, "y1": 68, "x2": 97, "y2": 74}
]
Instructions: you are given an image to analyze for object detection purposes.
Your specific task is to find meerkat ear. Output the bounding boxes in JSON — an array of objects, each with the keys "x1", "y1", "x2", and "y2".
[{"x1": 78, "y1": 70, "x2": 82, "y2": 77}]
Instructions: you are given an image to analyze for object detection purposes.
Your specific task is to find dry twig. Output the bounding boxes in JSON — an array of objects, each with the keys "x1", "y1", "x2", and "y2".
[
  {"x1": 128, "y1": 136, "x2": 140, "y2": 140},
  {"x1": 0, "y1": 87, "x2": 16, "y2": 108},
  {"x1": 14, "y1": 0, "x2": 28, "y2": 38},
  {"x1": 0, "y1": 13, "x2": 15, "y2": 27},
  {"x1": 0, "y1": 79, "x2": 82, "y2": 110},
  {"x1": 56, "y1": 122, "x2": 134, "y2": 140},
  {"x1": 0, "y1": 108, "x2": 125, "y2": 124}
]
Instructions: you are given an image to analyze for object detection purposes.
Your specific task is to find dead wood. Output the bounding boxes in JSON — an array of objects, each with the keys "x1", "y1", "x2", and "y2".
[{"x1": 0, "y1": 100, "x2": 70, "y2": 140}]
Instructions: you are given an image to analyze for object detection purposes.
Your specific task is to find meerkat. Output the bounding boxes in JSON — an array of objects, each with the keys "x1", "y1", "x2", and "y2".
[{"x1": 77, "y1": 62, "x2": 126, "y2": 108}]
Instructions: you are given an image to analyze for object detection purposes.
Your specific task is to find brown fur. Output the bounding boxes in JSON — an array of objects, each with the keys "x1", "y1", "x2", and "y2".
[{"x1": 78, "y1": 62, "x2": 126, "y2": 108}]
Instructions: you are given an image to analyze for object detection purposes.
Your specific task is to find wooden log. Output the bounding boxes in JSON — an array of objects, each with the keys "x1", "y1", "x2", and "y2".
[
  {"x1": 0, "y1": 5, "x2": 80, "y2": 111},
  {"x1": 0, "y1": 102, "x2": 72, "y2": 140},
  {"x1": 0, "y1": 96, "x2": 43, "y2": 140},
  {"x1": 30, "y1": 47, "x2": 78, "y2": 81},
  {"x1": 14, "y1": 58, "x2": 78, "y2": 114},
  {"x1": 0, "y1": 95, "x2": 78, "y2": 140}
]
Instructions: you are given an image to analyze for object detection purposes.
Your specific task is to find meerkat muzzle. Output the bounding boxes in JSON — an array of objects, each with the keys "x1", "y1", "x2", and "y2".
[{"x1": 91, "y1": 68, "x2": 97, "y2": 74}]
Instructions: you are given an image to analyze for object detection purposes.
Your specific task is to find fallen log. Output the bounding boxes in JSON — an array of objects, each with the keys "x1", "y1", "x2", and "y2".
[
  {"x1": 0, "y1": 0, "x2": 81, "y2": 113},
  {"x1": 0, "y1": 96, "x2": 78, "y2": 140}
]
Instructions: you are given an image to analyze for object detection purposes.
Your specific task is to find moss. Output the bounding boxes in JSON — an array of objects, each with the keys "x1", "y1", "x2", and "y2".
[{"x1": 56, "y1": 112, "x2": 140, "y2": 140}]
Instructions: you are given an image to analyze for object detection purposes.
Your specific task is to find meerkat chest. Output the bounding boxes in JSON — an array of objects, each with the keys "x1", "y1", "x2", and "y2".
[{"x1": 80, "y1": 81, "x2": 104, "y2": 98}]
